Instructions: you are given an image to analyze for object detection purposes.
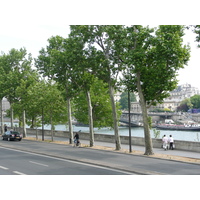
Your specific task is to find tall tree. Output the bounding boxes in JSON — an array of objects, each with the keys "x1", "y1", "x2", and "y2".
[
  {"x1": 111, "y1": 25, "x2": 190, "y2": 155},
  {"x1": 69, "y1": 45, "x2": 109, "y2": 147},
  {"x1": 35, "y1": 36, "x2": 85, "y2": 144},
  {"x1": 13, "y1": 70, "x2": 39, "y2": 136},
  {"x1": 70, "y1": 25, "x2": 124, "y2": 150},
  {"x1": 0, "y1": 48, "x2": 32, "y2": 130},
  {"x1": 25, "y1": 80, "x2": 68, "y2": 141}
]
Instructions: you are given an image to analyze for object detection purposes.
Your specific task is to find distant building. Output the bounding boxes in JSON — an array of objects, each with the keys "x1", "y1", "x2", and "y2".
[
  {"x1": 165, "y1": 83, "x2": 199, "y2": 102},
  {"x1": 131, "y1": 83, "x2": 200, "y2": 112},
  {"x1": 114, "y1": 91, "x2": 121, "y2": 102},
  {"x1": 2, "y1": 98, "x2": 10, "y2": 112}
]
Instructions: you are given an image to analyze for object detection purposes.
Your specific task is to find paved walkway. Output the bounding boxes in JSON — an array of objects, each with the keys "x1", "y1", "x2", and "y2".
[{"x1": 27, "y1": 134, "x2": 200, "y2": 160}]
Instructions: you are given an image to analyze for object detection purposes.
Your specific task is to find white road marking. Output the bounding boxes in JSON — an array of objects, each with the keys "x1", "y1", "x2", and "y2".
[
  {"x1": 0, "y1": 165, "x2": 26, "y2": 175},
  {"x1": 0, "y1": 166, "x2": 9, "y2": 170},
  {"x1": 13, "y1": 171, "x2": 27, "y2": 175},
  {"x1": 29, "y1": 161, "x2": 49, "y2": 167},
  {"x1": 0, "y1": 146, "x2": 133, "y2": 175}
]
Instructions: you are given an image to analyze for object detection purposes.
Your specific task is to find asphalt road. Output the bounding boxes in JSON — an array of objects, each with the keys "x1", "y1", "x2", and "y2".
[
  {"x1": 0, "y1": 147, "x2": 133, "y2": 175},
  {"x1": 0, "y1": 139, "x2": 200, "y2": 175}
]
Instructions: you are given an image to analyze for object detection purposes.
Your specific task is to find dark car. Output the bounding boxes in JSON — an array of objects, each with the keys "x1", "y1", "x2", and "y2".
[{"x1": 2, "y1": 131, "x2": 22, "y2": 141}]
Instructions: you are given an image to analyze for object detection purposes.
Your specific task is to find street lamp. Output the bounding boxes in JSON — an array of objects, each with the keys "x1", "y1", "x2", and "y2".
[
  {"x1": 42, "y1": 107, "x2": 44, "y2": 141},
  {"x1": 128, "y1": 88, "x2": 132, "y2": 153}
]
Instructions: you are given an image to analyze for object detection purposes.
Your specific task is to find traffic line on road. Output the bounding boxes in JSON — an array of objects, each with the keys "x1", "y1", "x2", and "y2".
[
  {"x1": 0, "y1": 166, "x2": 9, "y2": 170},
  {"x1": 29, "y1": 161, "x2": 49, "y2": 167},
  {"x1": 0, "y1": 146, "x2": 133, "y2": 175},
  {"x1": 0, "y1": 165, "x2": 27, "y2": 175},
  {"x1": 13, "y1": 171, "x2": 27, "y2": 175}
]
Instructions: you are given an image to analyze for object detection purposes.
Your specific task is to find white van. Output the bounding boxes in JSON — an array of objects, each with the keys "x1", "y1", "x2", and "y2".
[{"x1": 165, "y1": 119, "x2": 174, "y2": 124}]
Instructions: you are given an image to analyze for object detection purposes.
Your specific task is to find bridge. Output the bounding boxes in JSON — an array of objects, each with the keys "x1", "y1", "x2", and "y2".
[
  {"x1": 121, "y1": 111, "x2": 181, "y2": 116},
  {"x1": 119, "y1": 119, "x2": 142, "y2": 126},
  {"x1": 120, "y1": 112, "x2": 183, "y2": 126}
]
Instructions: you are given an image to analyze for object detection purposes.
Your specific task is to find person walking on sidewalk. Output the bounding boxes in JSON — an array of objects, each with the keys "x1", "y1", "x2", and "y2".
[
  {"x1": 168, "y1": 135, "x2": 174, "y2": 150},
  {"x1": 162, "y1": 135, "x2": 168, "y2": 150}
]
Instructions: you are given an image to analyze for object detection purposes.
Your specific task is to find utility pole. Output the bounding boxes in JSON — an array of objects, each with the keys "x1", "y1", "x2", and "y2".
[
  {"x1": 128, "y1": 89, "x2": 132, "y2": 153},
  {"x1": 42, "y1": 107, "x2": 44, "y2": 141}
]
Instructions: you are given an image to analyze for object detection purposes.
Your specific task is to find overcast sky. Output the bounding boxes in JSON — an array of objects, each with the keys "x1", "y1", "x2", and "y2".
[{"x1": 1, "y1": 0, "x2": 200, "y2": 89}]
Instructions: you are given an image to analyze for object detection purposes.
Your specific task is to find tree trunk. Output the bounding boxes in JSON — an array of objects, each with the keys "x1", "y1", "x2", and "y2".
[
  {"x1": 86, "y1": 90, "x2": 94, "y2": 147},
  {"x1": 31, "y1": 117, "x2": 34, "y2": 128},
  {"x1": 67, "y1": 98, "x2": 73, "y2": 144},
  {"x1": 22, "y1": 110, "x2": 27, "y2": 138},
  {"x1": 104, "y1": 43, "x2": 121, "y2": 150},
  {"x1": 136, "y1": 72, "x2": 154, "y2": 155},
  {"x1": 36, "y1": 128, "x2": 38, "y2": 140},
  {"x1": 109, "y1": 83, "x2": 121, "y2": 150},
  {"x1": 0, "y1": 99, "x2": 4, "y2": 134}
]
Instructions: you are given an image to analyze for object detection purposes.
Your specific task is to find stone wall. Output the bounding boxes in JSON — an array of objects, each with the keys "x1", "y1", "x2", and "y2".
[{"x1": 19, "y1": 127, "x2": 200, "y2": 153}]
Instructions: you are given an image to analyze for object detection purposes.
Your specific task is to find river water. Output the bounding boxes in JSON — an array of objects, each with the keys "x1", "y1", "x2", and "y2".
[
  {"x1": 5, "y1": 122, "x2": 200, "y2": 142},
  {"x1": 52, "y1": 124, "x2": 200, "y2": 142}
]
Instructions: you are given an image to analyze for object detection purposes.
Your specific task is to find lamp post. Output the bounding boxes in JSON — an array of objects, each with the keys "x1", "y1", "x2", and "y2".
[
  {"x1": 128, "y1": 88, "x2": 132, "y2": 153},
  {"x1": 42, "y1": 107, "x2": 44, "y2": 141}
]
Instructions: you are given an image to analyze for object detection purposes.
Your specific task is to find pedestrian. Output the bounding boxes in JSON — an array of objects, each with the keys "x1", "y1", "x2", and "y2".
[
  {"x1": 4, "y1": 124, "x2": 7, "y2": 132},
  {"x1": 162, "y1": 135, "x2": 168, "y2": 150},
  {"x1": 74, "y1": 132, "x2": 80, "y2": 147},
  {"x1": 168, "y1": 135, "x2": 174, "y2": 150}
]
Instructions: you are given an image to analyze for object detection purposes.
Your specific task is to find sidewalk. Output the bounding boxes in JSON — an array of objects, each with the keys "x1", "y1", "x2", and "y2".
[{"x1": 27, "y1": 134, "x2": 200, "y2": 162}]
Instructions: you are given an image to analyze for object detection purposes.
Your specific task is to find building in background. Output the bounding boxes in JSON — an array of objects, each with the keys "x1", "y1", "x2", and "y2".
[
  {"x1": 131, "y1": 83, "x2": 200, "y2": 112},
  {"x1": 2, "y1": 98, "x2": 10, "y2": 113},
  {"x1": 114, "y1": 91, "x2": 121, "y2": 102}
]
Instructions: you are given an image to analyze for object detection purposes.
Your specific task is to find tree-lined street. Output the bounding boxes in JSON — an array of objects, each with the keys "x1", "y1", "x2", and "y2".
[
  {"x1": 1, "y1": 139, "x2": 200, "y2": 175},
  {"x1": 1, "y1": 3, "x2": 200, "y2": 200},
  {"x1": 0, "y1": 146, "x2": 133, "y2": 175},
  {"x1": 1, "y1": 25, "x2": 198, "y2": 156}
]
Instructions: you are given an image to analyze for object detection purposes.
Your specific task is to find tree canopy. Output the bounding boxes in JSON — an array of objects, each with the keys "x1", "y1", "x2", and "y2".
[
  {"x1": 0, "y1": 25, "x2": 192, "y2": 155},
  {"x1": 193, "y1": 25, "x2": 200, "y2": 47},
  {"x1": 177, "y1": 98, "x2": 193, "y2": 112},
  {"x1": 190, "y1": 95, "x2": 200, "y2": 109}
]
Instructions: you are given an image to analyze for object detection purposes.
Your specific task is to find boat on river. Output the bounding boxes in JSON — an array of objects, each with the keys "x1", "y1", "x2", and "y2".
[{"x1": 156, "y1": 123, "x2": 200, "y2": 131}]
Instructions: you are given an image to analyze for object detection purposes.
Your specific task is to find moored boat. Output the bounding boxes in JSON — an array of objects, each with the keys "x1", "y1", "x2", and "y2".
[{"x1": 156, "y1": 123, "x2": 200, "y2": 131}]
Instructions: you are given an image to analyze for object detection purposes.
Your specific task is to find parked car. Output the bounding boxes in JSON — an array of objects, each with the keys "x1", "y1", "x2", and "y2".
[{"x1": 2, "y1": 131, "x2": 22, "y2": 141}]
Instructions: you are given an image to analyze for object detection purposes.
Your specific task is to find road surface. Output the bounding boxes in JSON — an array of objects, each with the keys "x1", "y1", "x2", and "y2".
[
  {"x1": 0, "y1": 146, "x2": 134, "y2": 175},
  {"x1": 0, "y1": 139, "x2": 200, "y2": 175}
]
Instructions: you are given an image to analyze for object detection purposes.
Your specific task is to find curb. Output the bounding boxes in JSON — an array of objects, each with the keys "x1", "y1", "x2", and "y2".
[
  {"x1": 23, "y1": 137, "x2": 200, "y2": 166},
  {"x1": 1, "y1": 138, "x2": 200, "y2": 175},
  {"x1": 0, "y1": 142, "x2": 159, "y2": 175}
]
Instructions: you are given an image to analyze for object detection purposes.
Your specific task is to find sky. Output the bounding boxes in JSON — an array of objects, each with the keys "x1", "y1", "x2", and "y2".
[
  {"x1": 178, "y1": 29, "x2": 200, "y2": 88},
  {"x1": 0, "y1": 1, "x2": 200, "y2": 91}
]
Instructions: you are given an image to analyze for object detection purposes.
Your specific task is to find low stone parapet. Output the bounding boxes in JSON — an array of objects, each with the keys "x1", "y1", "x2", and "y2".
[{"x1": 17, "y1": 127, "x2": 200, "y2": 153}]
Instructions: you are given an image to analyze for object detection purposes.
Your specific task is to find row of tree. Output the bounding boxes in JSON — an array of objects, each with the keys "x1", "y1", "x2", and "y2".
[
  {"x1": 0, "y1": 48, "x2": 115, "y2": 142},
  {"x1": 1, "y1": 25, "x2": 199, "y2": 155},
  {"x1": 0, "y1": 48, "x2": 68, "y2": 138}
]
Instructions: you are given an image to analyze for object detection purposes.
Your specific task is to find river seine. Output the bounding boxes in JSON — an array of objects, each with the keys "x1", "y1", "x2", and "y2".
[
  {"x1": 6, "y1": 122, "x2": 200, "y2": 142},
  {"x1": 51, "y1": 124, "x2": 200, "y2": 142}
]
